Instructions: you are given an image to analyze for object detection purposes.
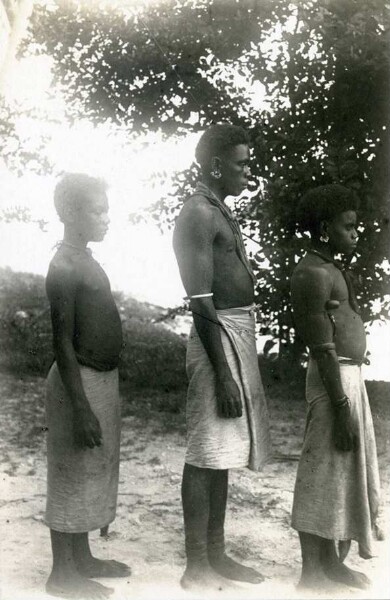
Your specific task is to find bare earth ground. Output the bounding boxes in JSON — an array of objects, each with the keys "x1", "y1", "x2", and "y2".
[{"x1": 0, "y1": 371, "x2": 389, "y2": 600}]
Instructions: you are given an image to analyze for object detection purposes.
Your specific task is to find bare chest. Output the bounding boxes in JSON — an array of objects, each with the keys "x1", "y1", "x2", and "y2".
[
  {"x1": 213, "y1": 212, "x2": 238, "y2": 254},
  {"x1": 77, "y1": 261, "x2": 114, "y2": 306},
  {"x1": 330, "y1": 268, "x2": 349, "y2": 303}
]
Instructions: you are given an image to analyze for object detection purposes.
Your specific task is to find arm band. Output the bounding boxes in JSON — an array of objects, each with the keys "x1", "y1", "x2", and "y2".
[
  {"x1": 184, "y1": 293, "x2": 214, "y2": 300},
  {"x1": 310, "y1": 342, "x2": 336, "y2": 357},
  {"x1": 333, "y1": 395, "x2": 351, "y2": 410}
]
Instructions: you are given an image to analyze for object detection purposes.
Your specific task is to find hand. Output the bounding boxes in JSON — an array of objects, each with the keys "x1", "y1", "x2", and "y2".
[
  {"x1": 216, "y1": 375, "x2": 243, "y2": 419},
  {"x1": 333, "y1": 404, "x2": 358, "y2": 452},
  {"x1": 73, "y1": 407, "x2": 103, "y2": 449}
]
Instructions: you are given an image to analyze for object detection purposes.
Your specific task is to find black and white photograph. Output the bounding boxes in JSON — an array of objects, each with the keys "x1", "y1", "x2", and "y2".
[{"x1": 0, "y1": 1, "x2": 389, "y2": 599}]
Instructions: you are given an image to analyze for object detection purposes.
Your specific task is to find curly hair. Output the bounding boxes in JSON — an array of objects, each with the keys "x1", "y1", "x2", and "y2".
[
  {"x1": 54, "y1": 173, "x2": 107, "y2": 222},
  {"x1": 195, "y1": 123, "x2": 250, "y2": 171},
  {"x1": 297, "y1": 184, "x2": 359, "y2": 237}
]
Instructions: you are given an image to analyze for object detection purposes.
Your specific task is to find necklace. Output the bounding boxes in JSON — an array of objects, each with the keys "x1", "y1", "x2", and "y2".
[
  {"x1": 55, "y1": 241, "x2": 93, "y2": 257},
  {"x1": 307, "y1": 249, "x2": 360, "y2": 314}
]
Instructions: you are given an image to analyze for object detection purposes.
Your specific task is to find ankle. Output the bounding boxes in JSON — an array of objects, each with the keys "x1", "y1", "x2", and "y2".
[
  {"x1": 185, "y1": 539, "x2": 208, "y2": 565},
  {"x1": 208, "y1": 529, "x2": 225, "y2": 559}
]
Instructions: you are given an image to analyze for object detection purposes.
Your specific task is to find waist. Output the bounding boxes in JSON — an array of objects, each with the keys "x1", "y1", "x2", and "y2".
[
  {"x1": 337, "y1": 355, "x2": 364, "y2": 366},
  {"x1": 310, "y1": 355, "x2": 363, "y2": 367},
  {"x1": 75, "y1": 348, "x2": 120, "y2": 371},
  {"x1": 216, "y1": 303, "x2": 257, "y2": 317}
]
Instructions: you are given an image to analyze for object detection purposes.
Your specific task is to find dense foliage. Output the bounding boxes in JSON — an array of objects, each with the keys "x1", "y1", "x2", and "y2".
[{"x1": 20, "y1": 0, "x2": 390, "y2": 355}]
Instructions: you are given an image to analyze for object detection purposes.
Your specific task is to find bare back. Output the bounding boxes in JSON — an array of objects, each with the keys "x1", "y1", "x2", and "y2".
[
  {"x1": 291, "y1": 253, "x2": 366, "y2": 362},
  {"x1": 173, "y1": 195, "x2": 254, "y2": 308},
  {"x1": 46, "y1": 247, "x2": 122, "y2": 370}
]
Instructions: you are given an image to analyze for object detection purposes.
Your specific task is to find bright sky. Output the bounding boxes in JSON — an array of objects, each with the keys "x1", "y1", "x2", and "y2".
[
  {"x1": 0, "y1": 53, "x2": 199, "y2": 307},
  {"x1": 0, "y1": 17, "x2": 388, "y2": 381}
]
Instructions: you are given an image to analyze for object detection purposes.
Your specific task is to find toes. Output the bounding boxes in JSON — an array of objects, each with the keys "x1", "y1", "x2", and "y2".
[
  {"x1": 87, "y1": 581, "x2": 114, "y2": 599},
  {"x1": 107, "y1": 560, "x2": 131, "y2": 575}
]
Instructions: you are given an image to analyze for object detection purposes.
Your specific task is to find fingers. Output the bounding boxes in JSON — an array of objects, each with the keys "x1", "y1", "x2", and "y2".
[
  {"x1": 236, "y1": 400, "x2": 243, "y2": 418},
  {"x1": 338, "y1": 431, "x2": 359, "y2": 453},
  {"x1": 75, "y1": 429, "x2": 103, "y2": 449},
  {"x1": 89, "y1": 429, "x2": 102, "y2": 448},
  {"x1": 220, "y1": 400, "x2": 242, "y2": 418},
  {"x1": 334, "y1": 432, "x2": 353, "y2": 452}
]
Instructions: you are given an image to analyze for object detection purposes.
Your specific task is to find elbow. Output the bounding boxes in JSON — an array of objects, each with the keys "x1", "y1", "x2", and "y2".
[
  {"x1": 53, "y1": 338, "x2": 76, "y2": 364},
  {"x1": 311, "y1": 343, "x2": 337, "y2": 362},
  {"x1": 190, "y1": 296, "x2": 214, "y2": 315}
]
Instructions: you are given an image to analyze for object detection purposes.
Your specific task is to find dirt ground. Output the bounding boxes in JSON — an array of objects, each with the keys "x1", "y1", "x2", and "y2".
[{"x1": 0, "y1": 371, "x2": 389, "y2": 600}]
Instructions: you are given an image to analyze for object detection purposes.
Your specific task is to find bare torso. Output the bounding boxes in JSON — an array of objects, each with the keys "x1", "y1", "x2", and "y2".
[
  {"x1": 47, "y1": 247, "x2": 122, "y2": 370},
  {"x1": 292, "y1": 254, "x2": 366, "y2": 362},
  {"x1": 174, "y1": 196, "x2": 254, "y2": 308}
]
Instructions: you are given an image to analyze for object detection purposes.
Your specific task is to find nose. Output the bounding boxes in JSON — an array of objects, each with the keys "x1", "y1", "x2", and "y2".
[
  {"x1": 244, "y1": 165, "x2": 251, "y2": 177},
  {"x1": 352, "y1": 229, "x2": 358, "y2": 240}
]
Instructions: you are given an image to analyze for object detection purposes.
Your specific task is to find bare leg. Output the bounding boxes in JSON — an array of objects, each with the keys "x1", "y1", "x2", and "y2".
[
  {"x1": 320, "y1": 539, "x2": 371, "y2": 589},
  {"x1": 73, "y1": 532, "x2": 131, "y2": 578},
  {"x1": 100, "y1": 526, "x2": 109, "y2": 538},
  {"x1": 46, "y1": 530, "x2": 114, "y2": 599},
  {"x1": 207, "y1": 470, "x2": 263, "y2": 584},
  {"x1": 297, "y1": 532, "x2": 336, "y2": 592},
  {"x1": 180, "y1": 463, "x2": 229, "y2": 592}
]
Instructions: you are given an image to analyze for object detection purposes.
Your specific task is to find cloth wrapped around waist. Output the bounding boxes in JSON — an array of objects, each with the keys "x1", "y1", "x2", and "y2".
[
  {"x1": 45, "y1": 362, "x2": 121, "y2": 533},
  {"x1": 185, "y1": 304, "x2": 271, "y2": 471},
  {"x1": 291, "y1": 358, "x2": 381, "y2": 558}
]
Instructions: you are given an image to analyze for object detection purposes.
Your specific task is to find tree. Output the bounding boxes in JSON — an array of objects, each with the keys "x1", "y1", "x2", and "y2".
[{"x1": 25, "y1": 0, "x2": 390, "y2": 363}]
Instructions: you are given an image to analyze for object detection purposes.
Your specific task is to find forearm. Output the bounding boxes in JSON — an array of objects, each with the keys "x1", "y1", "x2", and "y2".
[
  {"x1": 191, "y1": 299, "x2": 231, "y2": 380},
  {"x1": 314, "y1": 349, "x2": 346, "y2": 405},
  {"x1": 54, "y1": 341, "x2": 91, "y2": 412}
]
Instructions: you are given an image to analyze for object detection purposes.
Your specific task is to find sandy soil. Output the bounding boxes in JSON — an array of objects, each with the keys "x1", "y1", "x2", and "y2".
[{"x1": 0, "y1": 371, "x2": 389, "y2": 600}]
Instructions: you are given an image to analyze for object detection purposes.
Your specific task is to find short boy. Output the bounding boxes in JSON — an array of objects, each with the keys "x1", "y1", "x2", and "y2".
[
  {"x1": 291, "y1": 184, "x2": 381, "y2": 592},
  {"x1": 45, "y1": 173, "x2": 130, "y2": 599}
]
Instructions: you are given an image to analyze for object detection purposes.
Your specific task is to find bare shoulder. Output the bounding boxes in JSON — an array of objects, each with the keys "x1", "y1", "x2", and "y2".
[
  {"x1": 46, "y1": 251, "x2": 80, "y2": 297},
  {"x1": 291, "y1": 256, "x2": 335, "y2": 313},
  {"x1": 177, "y1": 195, "x2": 218, "y2": 225},
  {"x1": 174, "y1": 195, "x2": 218, "y2": 244},
  {"x1": 292, "y1": 256, "x2": 333, "y2": 291}
]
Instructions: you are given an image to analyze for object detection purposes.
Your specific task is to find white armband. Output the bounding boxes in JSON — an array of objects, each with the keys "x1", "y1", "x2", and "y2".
[{"x1": 184, "y1": 292, "x2": 214, "y2": 300}]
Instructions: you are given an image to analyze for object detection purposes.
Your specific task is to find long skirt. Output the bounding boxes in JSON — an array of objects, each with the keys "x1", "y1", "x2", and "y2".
[
  {"x1": 291, "y1": 358, "x2": 381, "y2": 558},
  {"x1": 45, "y1": 363, "x2": 121, "y2": 533},
  {"x1": 185, "y1": 305, "x2": 271, "y2": 471}
]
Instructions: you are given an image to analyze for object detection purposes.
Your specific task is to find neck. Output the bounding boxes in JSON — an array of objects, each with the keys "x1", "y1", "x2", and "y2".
[
  {"x1": 201, "y1": 176, "x2": 226, "y2": 203},
  {"x1": 310, "y1": 239, "x2": 335, "y2": 261},
  {"x1": 63, "y1": 228, "x2": 88, "y2": 249}
]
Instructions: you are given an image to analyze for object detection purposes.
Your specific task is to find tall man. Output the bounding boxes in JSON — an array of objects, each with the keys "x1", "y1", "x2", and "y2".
[{"x1": 173, "y1": 124, "x2": 271, "y2": 592}]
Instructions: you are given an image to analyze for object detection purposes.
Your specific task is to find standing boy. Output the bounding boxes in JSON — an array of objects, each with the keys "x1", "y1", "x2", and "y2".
[
  {"x1": 291, "y1": 184, "x2": 381, "y2": 592},
  {"x1": 173, "y1": 124, "x2": 271, "y2": 592},
  {"x1": 45, "y1": 173, "x2": 130, "y2": 599}
]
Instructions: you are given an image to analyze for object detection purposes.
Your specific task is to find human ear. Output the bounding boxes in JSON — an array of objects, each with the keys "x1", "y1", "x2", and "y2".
[
  {"x1": 319, "y1": 220, "x2": 329, "y2": 244},
  {"x1": 61, "y1": 203, "x2": 80, "y2": 224},
  {"x1": 210, "y1": 156, "x2": 222, "y2": 179}
]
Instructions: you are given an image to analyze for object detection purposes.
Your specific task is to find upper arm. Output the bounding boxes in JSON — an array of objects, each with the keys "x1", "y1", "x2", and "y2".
[
  {"x1": 173, "y1": 202, "x2": 217, "y2": 296},
  {"x1": 291, "y1": 267, "x2": 334, "y2": 348},
  {"x1": 46, "y1": 261, "x2": 78, "y2": 347}
]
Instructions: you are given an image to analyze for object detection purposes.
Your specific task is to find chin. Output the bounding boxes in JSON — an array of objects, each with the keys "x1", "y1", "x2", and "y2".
[{"x1": 93, "y1": 233, "x2": 106, "y2": 242}]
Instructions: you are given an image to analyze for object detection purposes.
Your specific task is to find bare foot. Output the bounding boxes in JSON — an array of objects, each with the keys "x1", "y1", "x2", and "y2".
[
  {"x1": 323, "y1": 561, "x2": 371, "y2": 589},
  {"x1": 77, "y1": 557, "x2": 131, "y2": 578},
  {"x1": 46, "y1": 571, "x2": 114, "y2": 599},
  {"x1": 180, "y1": 563, "x2": 230, "y2": 593},
  {"x1": 297, "y1": 571, "x2": 346, "y2": 595},
  {"x1": 209, "y1": 553, "x2": 264, "y2": 584}
]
